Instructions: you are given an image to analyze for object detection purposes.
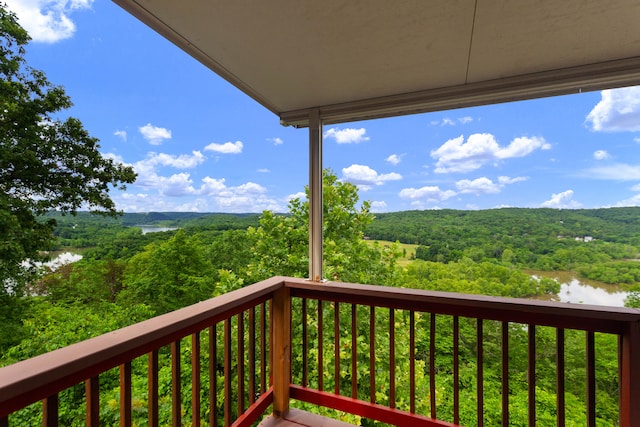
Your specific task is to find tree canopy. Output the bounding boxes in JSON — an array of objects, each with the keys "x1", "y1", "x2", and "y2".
[{"x1": 0, "y1": 5, "x2": 136, "y2": 291}]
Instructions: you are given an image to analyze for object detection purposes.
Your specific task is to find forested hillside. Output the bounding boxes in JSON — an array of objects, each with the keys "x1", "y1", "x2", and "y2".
[{"x1": 3, "y1": 178, "x2": 640, "y2": 425}]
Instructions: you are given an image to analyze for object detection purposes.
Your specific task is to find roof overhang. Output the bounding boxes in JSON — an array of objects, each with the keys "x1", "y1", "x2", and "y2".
[{"x1": 114, "y1": 0, "x2": 640, "y2": 127}]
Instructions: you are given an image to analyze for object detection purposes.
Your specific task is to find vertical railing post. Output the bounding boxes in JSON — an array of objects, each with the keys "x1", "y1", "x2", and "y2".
[
  {"x1": 308, "y1": 108, "x2": 323, "y2": 282},
  {"x1": 272, "y1": 286, "x2": 291, "y2": 417},
  {"x1": 620, "y1": 321, "x2": 640, "y2": 427}
]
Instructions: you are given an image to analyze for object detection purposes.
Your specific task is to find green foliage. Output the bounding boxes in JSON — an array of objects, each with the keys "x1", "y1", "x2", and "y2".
[
  {"x1": 118, "y1": 230, "x2": 216, "y2": 315},
  {"x1": 0, "y1": 5, "x2": 136, "y2": 293},
  {"x1": 248, "y1": 169, "x2": 401, "y2": 285}
]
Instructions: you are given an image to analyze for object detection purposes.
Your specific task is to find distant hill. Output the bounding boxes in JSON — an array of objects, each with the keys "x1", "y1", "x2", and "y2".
[{"x1": 366, "y1": 207, "x2": 640, "y2": 247}]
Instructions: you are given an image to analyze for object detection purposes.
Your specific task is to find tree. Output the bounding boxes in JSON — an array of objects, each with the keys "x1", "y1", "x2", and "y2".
[
  {"x1": 248, "y1": 169, "x2": 402, "y2": 285},
  {"x1": 0, "y1": 5, "x2": 136, "y2": 291}
]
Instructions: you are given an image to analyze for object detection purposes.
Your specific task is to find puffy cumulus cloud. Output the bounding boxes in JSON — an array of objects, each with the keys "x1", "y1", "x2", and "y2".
[
  {"x1": 287, "y1": 191, "x2": 307, "y2": 202},
  {"x1": 431, "y1": 134, "x2": 550, "y2": 173},
  {"x1": 455, "y1": 177, "x2": 500, "y2": 194},
  {"x1": 399, "y1": 186, "x2": 456, "y2": 203},
  {"x1": 324, "y1": 127, "x2": 370, "y2": 144},
  {"x1": 257, "y1": 168, "x2": 270, "y2": 173},
  {"x1": 204, "y1": 141, "x2": 243, "y2": 154},
  {"x1": 149, "y1": 151, "x2": 205, "y2": 169},
  {"x1": 114, "y1": 130, "x2": 127, "y2": 141},
  {"x1": 159, "y1": 173, "x2": 195, "y2": 197},
  {"x1": 5, "y1": 0, "x2": 92, "y2": 43},
  {"x1": 370, "y1": 201, "x2": 387, "y2": 212},
  {"x1": 593, "y1": 150, "x2": 610, "y2": 160},
  {"x1": 495, "y1": 136, "x2": 551, "y2": 159},
  {"x1": 139, "y1": 123, "x2": 172, "y2": 145},
  {"x1": 586, "y1": 87, "x2": 640, "y2": 132},
  {"x1": 341, "y1": 164, "x2": 401, "y2": 191},
  {"x1": 268, "y1": 137, "x2": 283, "y2": 145},
  {"x1": 456, "y1": 175, "x2": 528, "y2": 195},
  {"x1": 385, "y1": 154, "x2": 403, "y2": 165},
  {"x1": 584, "y1": 163, "x2": 640, "y2": 181},
  {"x1": 611, "y1": 193, "x2": 640, "y2": 207},
  {"x1": 541, "y1": 190, "x2": 582, "y2": 209}
]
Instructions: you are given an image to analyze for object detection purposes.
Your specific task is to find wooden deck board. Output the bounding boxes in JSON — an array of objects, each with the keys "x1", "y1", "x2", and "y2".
[{"x1": 258, "y1": 409, "x2": 356, "y2": 427}]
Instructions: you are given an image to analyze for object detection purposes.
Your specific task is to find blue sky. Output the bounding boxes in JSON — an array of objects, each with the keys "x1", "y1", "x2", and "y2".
[{"x1": 6, "y1": 0, "x2": 640, "y2": 213}]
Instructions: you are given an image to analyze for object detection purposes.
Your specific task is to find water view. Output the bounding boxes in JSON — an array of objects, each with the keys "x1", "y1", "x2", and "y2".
[
  {"x1": 528, "y1": 270, "x2": 629, "y2": 307},
  {"x1": 137, "y1": 225, "x2": 179, "y2": 234}
]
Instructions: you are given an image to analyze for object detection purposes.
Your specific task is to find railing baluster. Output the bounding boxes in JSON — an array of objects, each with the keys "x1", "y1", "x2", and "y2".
[
  {"x1": 477, "y1": 319, "x2": 483, "y2": 427},
  {"x1": 502, "y1": 322, "x2": 509, "y2": 427},
  {"x1": 120, "y1": 362, "x2": 132, "y2": 427},
  {"x1": 453, "y1": 316, "x2": 460, "y2": 425},
  {"x1": 249, "y1": 307, "x2": 256, "y2": 404},
  {"x1": 209, "y1": 325, "x2": 217, "y2": 427},
  {"x1": 430, "y1": 313, "x2": 436, "y2": 419},
  {"x1": 318, "y1": 300, "x2": 323, "y2": 392},
  {"x1": 148, "y1": 350, "x2": 159, "y2": 427},
  {"x1": 586, "y1": 331, "x2": 596, "y2": 427},
  {"x1": 389, "y1": 308, "x2": 395, "y2": 409},
  {"x1": 334, "y1": 301, "x2": 340, "y2": 395},
  {"x1": 238, "y1": 312, "x2": 245, "y2": 416},
  {"x1": 351, "y1": 303, "x2": 357, "y2": 399},
  {"x1": 557, "y1": 328, "x2": 565, "y2": 427},
  {"x1": 86, "y1": 376, "x2": 100, "y2": 427},
  {"x1": 172, "y1": 340, "x2": 181, "y2": 427},
  {"x1": 620, "y1": 321, "x2": 640, "y2": 427},
  {"x1": 192, "y1": 333, "x2": 201, "y2": 427},
  {"x1": 260, "y1": 302, "x2": 267, "y2": 394},
  {"x1": 302, "y1": 298, "x2": 308, "y2": 387},
  {"x1": 409, "y1": 311, "x2": 415, "y2": 414},
  {"x1": 224, "y1": 319, "x2": 232, "y2": 426},
  {"x1": 528, "y1": 325, "x2": 536, "y2": 427},
  {"x1": 370, "y1": 305, "x2": 376, "y2": 404},
  {"x1": 43, "y1": 394, "x2": 58, "y2": 427}
]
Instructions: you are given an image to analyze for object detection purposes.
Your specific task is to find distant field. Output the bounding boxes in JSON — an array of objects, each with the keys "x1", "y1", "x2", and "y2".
[{"x1": 365, "y1": 239, "x2": 418, "y2": 266}]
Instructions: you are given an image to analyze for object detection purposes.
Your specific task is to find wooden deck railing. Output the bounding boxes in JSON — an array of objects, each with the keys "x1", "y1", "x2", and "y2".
[{"x1": 1, "y1": 276, "x2": 639, "y2": 426}]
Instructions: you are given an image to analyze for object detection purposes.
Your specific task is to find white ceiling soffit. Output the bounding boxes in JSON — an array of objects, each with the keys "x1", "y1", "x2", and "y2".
[{"x1": 114, "y1": 0, "x2": 640, "y2": 128}]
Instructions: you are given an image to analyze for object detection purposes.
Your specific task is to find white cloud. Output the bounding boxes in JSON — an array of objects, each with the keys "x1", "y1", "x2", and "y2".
[
  {"x1": 159, "y1": 173, "x2": 195, "y2": 197},
  {"x1": 431, "y1": 134, "x2": 550, "y2": 173},
  {"x1": 324, "y1": 127, "x2": 370, "y2": 144},
  {"x1": 593, "y1": 150, "x2": 610, "y2": 160},
  {"x1": 430, "y1": 116, "x2": 473, "y2": 126},
  {"x1": 584, "y1": 163, "x2": 640, "y2": 181},
  {"x1": 541, "y1": 190, "x2": 582, "y2": 209},
  {"x1": 257, "y1": 168, "x2": 270, "y2": 173},
  {"x1": 287, "y1": 191, "x2": 307, "y2": 201},
  {"x1": 114, "y1": 130, "x2": 127, "y2": 141},
  {"x1": 495, "y1": 136, "x2": 551, "y2": 159},
  {"x1": 498, "y1": 176, "x2": 528, "y2": 185},
  {"x1": 204, "y1": 141, "x2": 243, "y2": 154},
  {"x1": 611, "y1": 193, "x2": 640, "y2": 207},
  {"x1": 139, "y1": 123, "x2": 172, "y2": 145},
  {"x1": 370, "y1": 201, "x2": 387, "y2": 212},
  {"x1": 268, "y1": 137, "x2": 283, "y2": 145},
  {"x1": 635, "y1": 137, "x2": 640, "y2": 144},
  {"x1": 5, "y1": 0, "x2": 93, "y2": 43},
  {"x1": 341, "y1": 164, "x2": 402, "y2": 190},
  {"x1": 385, "y1": 154, "x2": 403, "y2": 165},
  {"x1": 631, "y1": 183, "x2": 640, "y2": 192},
  {"x1": 399, "y1": 186, "x2": 456, "y2": 202},
  {"x1": 456, "y1": 177, "x2": 500, "y2": 194},
  {"x1": 586, "y1": 86, "x2": 640, "y2": 132}
]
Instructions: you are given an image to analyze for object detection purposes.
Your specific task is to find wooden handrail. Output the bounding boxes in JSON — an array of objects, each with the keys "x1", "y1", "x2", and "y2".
[
  {"x1": 0, "y1": 276, "x2": 284, "y2": 419},
  {"x1": 2, "y1": 276, "x2": 640, "y2": 426}
]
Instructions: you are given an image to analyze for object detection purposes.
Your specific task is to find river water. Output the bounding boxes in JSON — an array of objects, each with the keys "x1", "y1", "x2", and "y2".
[{"x1": 527, "y1": 270, "x2": 629, "y2": 307}]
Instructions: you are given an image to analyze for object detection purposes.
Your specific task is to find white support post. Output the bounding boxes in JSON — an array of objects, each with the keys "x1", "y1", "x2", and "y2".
[{"x1": 308, "y1": 109, "x2": 323, "y2": 282}]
